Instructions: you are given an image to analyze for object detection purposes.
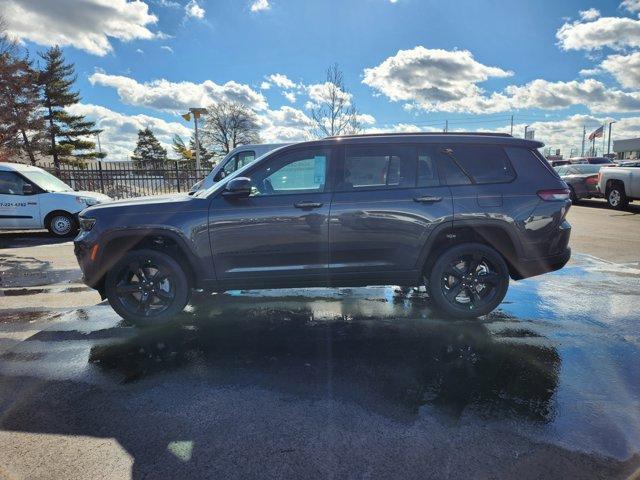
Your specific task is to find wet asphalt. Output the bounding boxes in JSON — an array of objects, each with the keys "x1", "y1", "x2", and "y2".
[{"x1": 0, "y1": 252, "x2": 639, "y2": 479}]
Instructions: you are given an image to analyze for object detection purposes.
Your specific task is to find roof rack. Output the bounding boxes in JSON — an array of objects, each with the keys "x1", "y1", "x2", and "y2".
[{"x1": 325, "y1": 132, "x2": 514, "y2": 139}]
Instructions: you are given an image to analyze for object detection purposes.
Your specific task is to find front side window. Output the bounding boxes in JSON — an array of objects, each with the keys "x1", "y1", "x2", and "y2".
[
  {"x1": 248, "y1": 148, "x2": 328, "y2": 196},
  {"x1": 237, "y1": 151, "x2": 255, "y2": 169},
  {"x1": 439, "y1": 144, "x2": 515, "y2": 185},
  {"x1": 222, "y1": 155, "x2": 238, "y2": 176},
  {"x1": 0, "y1": 172, "x2": 26, "y2": 195},
  {"x1": 340, "y1": 145, "x2": 415, "y2": 190}
]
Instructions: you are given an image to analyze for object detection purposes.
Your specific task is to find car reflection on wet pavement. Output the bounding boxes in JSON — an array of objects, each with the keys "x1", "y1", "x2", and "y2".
[{"x1": 0, "y1": 254, "x2": 639, "y2": 479}]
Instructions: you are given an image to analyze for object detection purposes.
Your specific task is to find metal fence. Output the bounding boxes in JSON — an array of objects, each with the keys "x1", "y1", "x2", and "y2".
[{"x1": 42, "y1": 162, "x2": 211, "y2": 200}]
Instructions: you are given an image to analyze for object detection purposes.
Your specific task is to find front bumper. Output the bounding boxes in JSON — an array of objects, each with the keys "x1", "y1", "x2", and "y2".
[{"x1": 74, "y1": 235, "x2": 102, "y2": 290}]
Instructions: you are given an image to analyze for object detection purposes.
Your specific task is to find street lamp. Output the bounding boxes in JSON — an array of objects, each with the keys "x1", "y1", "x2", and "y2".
[
  {"x1": 181, "y1": 107, "x2": 208, "y2": 171},
  {"x1": 607, "y1": 121, "x2": 617, "y2": 155},
  {"x1": 524, "y1": 125, "x2": 529, "y2": 139}
]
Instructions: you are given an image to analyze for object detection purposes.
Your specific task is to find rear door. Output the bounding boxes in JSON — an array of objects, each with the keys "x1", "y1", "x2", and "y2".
[
  {"x1": 328, "y1": 143, "x2": 453, "y2": 282},
  {"x1": 0, "y1": 171, "x2": 40, "y2": 229}
]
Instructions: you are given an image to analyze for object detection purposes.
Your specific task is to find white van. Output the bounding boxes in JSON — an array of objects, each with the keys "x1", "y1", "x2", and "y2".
[
  {"x1": 0, "y1": 162, "x2": 111, "y2": 237},
  {"x1": 190, "y1": 143, "x2": 289, "y2": 192}
]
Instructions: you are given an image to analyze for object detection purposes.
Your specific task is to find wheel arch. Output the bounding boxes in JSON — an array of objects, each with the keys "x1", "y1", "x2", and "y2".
[{"x1": 418, "y1": 220, "x2": 524, "y2": 281}]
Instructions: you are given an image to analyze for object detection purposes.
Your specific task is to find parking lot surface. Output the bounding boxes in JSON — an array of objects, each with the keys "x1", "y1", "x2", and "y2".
[{"x1": 0, "y1": 202, "x2": 639, "y2": 479}]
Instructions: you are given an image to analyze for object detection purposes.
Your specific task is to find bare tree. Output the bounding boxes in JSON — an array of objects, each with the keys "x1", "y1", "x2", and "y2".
[
  {"x1": 201, "y1": 102, "x2": 261, "y2": 154},
  {"x1": 310, "y1": 63, "x2": 361, "y2": 138}
]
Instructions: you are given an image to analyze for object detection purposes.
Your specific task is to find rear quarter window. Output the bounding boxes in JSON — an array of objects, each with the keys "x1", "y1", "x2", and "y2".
[{"x1": 439, "y1": 144, "x2": 515, "y2": 185}]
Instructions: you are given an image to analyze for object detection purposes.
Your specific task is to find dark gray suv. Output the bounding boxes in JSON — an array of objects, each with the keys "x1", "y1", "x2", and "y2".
[{"x1": 74, "y1": 133, "x2": 571, "y2": 326}]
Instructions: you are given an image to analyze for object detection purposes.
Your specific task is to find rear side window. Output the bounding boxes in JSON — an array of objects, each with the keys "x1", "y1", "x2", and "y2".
[
  {"x1": 417, "y1": 149, "x2": 440, "y2": 187},
  {"x1": 439, "y1": 144, "x2": 515, "y2": 185},
  {"x1": 340, "y1": 145, "x2": 415, "y2": 190}
]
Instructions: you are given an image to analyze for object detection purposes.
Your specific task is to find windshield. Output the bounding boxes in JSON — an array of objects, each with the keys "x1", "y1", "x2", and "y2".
[{"x1": 21, "y1": 170, "x2": 73, "y2": 192}]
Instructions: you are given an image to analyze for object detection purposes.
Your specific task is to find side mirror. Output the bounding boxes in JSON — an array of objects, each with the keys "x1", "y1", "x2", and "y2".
[
  {"x1": 213, "y1": 171, "x2": 226, "y2": 182},
  {"x1": 22, "y1": 183, "x2": 35, "y2": 195},
  {"x1": 222, "y1": 177, "x2": 252, "y2": 199}
]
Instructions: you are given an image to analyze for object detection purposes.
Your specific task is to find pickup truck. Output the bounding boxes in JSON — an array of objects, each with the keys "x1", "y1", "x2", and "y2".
[{"x1": 598, "y1": 166, "x2": 640, "y2": 208}]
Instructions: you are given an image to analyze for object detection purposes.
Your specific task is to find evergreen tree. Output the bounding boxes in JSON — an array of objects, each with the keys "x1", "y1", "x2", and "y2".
[
  {"x1": 132, "y1": 127, "x2": 168, "y2": 172},
  {"x1": 39, "y1": 46, "x2": 103, "y2": 169},
  {"x1": 172, "y1": 133, "x2": 214, "y2": 168},
  {"x1": 0, "y1": 23, "x2": 44, "y2": 164}
]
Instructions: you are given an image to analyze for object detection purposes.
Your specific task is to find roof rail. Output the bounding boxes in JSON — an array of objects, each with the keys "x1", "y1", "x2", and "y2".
[{"x1": 325, "y1": 132, "x2": 514, "y2": 139}]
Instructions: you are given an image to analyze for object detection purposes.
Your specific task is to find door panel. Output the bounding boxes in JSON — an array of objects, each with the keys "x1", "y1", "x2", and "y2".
[
  {"x1": 0, "y1": 172, "x2": 40, "y2": 229},
  {"x1": 328, "y1": 144, "x2": 453, "y2": 279},
  {"x1": 208, "y1": 147, "x2": 331, "y2": 286}
]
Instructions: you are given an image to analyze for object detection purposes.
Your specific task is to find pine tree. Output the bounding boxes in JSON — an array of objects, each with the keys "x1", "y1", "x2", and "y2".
[
  {"x1": 38, "y1": 46, "x2": 103, "y2": 169},
  {"x1": 132, "y1": 127, "x2": 167, "y2": 173},
  {"x1": 172, "y1": 133, "x2": 214, "y2": 168},
  {"x1": 0, "y1": 25, "x2": 44, "y2": 164}
]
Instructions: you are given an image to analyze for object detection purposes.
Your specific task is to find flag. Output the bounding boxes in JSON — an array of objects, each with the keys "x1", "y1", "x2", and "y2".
[{"x1": 588, "y1": 125, "x2": 603, "y2": 141}]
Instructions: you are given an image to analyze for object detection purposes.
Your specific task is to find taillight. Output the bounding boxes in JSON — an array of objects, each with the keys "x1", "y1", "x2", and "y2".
[
  {"x1": 585, "y1": 175, "x2": 598, "y2": 185},
  {"x1": 537, "y1": 188, "x2": 571, "y2": 201}
]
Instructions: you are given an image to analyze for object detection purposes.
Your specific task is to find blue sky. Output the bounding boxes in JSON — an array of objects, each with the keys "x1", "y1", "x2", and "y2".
[{"x1": 2, "y1": 0, "x2": 640, "y2": 158}]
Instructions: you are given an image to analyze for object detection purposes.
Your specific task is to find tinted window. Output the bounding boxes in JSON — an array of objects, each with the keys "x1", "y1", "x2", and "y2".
[
  {"x1": 237, "y1": 151, "x2": 255, "y2": 169},
  {"x1": 222, "y1": 156, "x2": 238, "y2": 176},
  {"x1": 0, "y1": 172, "x2": 26, "y2": 195},
  {"x1": 248, "y1": 148, "x2": 328, "y2": 196},
  {"x1": 588, "y1": 158, "x2": 612, "y2": 165},
  {"x1": 341, "y1": 145, "x2": 415, "y2": 190},
  {"x1": 417, "y1": 150, "x2": 439, "y2": 187},
  {"x1": 439, "y1": 144, "x2": 515, "y2": 185}
]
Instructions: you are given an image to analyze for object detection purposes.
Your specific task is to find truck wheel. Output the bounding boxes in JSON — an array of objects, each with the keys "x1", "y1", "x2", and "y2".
[
  {"x1": 428, "y1": 243, "x2": 509, "y2": 319},
  {"x1": 47, "y1": 212, "x2": 78, "y2": 237},
  {"x1": 606, "y1": 185, "x2": 628, "y2": 209},
  {"x1": 105, "y1": 249, "x2": 191, "y2": 327}
]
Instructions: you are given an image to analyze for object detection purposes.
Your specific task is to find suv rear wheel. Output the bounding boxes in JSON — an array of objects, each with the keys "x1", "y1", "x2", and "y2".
[
  {"x1": 105, "y1": 249, "x2": 191, "y2": 327},
  {"x1": 428, "y1": 243, "x2": 509, "y2": 319}
]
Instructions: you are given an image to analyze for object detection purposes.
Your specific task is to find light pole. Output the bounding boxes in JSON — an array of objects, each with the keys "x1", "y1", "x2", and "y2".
[
  {"x1": 181, "y1": 107, "x2": 208, "y2": 171},
  {"x1": 524, "y1": 125, "x2": 529, "y2": 139},
  {"x1": 607, "y1": 121, "x2": 617, "y2": 155}
]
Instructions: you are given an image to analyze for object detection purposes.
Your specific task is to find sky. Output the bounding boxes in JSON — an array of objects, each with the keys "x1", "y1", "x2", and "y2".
[{"x1": 2, "y1": 0, "x2": 640, "y2": 159}]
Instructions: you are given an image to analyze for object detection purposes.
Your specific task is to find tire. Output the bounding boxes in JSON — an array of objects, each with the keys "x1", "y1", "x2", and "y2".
[
  {"x1": 428, "y1": 243, "x2": 510, "y2": 319},
  {"x1": 105, "y1": 249, "x2": 191, "y2": 327},
  {"x1": 47, "y1": 212, "x2": 78, "y2": 237},
  {"x1": 606, "y1": 184, "x2": 628, "y2": 210}
]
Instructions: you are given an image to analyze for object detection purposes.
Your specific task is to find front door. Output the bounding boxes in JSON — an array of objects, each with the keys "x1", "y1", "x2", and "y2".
[
  {"x1": 208, "y1": 146, "x2": 332, "y2": 288},
  {"x1": 0, "y1": 171, "x2": 40, "y2": 229},
  {"x1": 329, "y1": 144, "x2": 453, "y2": 282}
]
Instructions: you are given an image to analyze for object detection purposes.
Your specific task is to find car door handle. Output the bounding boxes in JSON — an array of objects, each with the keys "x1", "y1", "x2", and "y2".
[
  {"x1": 294, "y1": 201, "x2": 323, "y2": 209},
  {"x1": 413, "y1": 196, "x2": 443, "y2": 203}
]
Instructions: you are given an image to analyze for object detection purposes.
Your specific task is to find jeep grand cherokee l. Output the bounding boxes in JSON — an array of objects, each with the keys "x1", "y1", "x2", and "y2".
[{"x1": 74, "y1": 133, "x2": 571, "y2": 326}]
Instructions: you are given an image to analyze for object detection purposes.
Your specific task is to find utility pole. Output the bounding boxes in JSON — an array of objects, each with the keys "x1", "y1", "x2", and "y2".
[
  {"x1": 510, "y1": 114, "x2": 514, "y2": 136},
  {"x1": 524, "y1": 125, "x2": 529, "y2": 139},
  {"x1": 95, "y1": 132, "x2": 103, "y2": 156},
  {"x1": 444, "y1": 120, "x2": 448, "y2": 133},
  {"x1": 607, "y1": 121, "x2": 616, "y2": 154},
  {"x1": 602, "y1": 123, "x2": 606, "y2": 155},
  {"x1": 581, "y1": 126, "x2": 586, "y2": 156}
]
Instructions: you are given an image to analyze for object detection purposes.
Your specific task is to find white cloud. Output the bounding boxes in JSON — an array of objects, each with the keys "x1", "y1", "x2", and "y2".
[
  {"x1": 621, "y1": 0, "x2": 640, "y2": 14},
  {"x1": 556, "y1": 16, "x2": 640, "y2": 51},
  {"x1": 307, "y1": 82, "x2": 353, "y2": 106},
  {"x1": 258, "y1": 106, "x2": 314, "y2": 143},
  {"x1": 266, "y1": 73, "x2": 298, "y2": 90},
  {"x1": 282, "y1": 91, "x2": 297, "y2": 103},
  {"x1": 0, "y1": 0, "x2": 163, "y2": 56},
  {"x1": 600, "y1": 52, "x2": 640, "y2": 89},
  {"x1": 185, "y1": 0, "x2": 205, "y2": 19},
  {"x1": 362, "y1": 46, "x2": 513, "y2": 113},
  {"x1": 579, "y1": 8, "x2": 601, "y2": 21},
  {"x1": 504, "y1": 78, "x2": 640, "y2": 113},
  {"x1": 89, "y1": 72, "x2": 269, "y2": 112},
  {"x1": 250, "y1": 0, "x2": 270, "y2": 12},
  {"x1": 161, "y1": 45, "x2": 173, "y2": 53},
  {"x1": 260, "y1": 81, "x2": 271, "y2": 90},
  {"x1": 579, "y1": 67, "x2": 602, "y2": 76},
  {"x1": 136, "y1": 48, "x2": 144, "y2": 54},
  {"x1": 66, "y1": 103, "x2": 191, "y2": 160}
]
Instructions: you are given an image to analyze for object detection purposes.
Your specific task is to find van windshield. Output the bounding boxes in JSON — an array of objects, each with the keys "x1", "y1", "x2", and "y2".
[{"x1": 21, "y1": 170, "x2": 74, "y2": 192}]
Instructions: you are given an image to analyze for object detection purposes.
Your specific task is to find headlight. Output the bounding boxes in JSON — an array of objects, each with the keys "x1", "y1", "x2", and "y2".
[
  {"x1": 79, "y1": 217, "x2": 96, "y2": 231},
  {"x1": 76, "y1": 196, "x2": 100, "y2": 206}
]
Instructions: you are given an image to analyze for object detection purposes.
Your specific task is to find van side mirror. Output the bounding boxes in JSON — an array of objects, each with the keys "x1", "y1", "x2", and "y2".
[
  {"x1": 22, "y1": 183, "x2": 35, "y2": 195},
  {"x1": 222, "y1": 177, "x2": 252, "y2": 199}
]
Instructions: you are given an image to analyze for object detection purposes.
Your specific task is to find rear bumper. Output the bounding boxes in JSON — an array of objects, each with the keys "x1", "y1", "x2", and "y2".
[{"x1": 514, "y1": 247, "x2": 571, "y2": 280}]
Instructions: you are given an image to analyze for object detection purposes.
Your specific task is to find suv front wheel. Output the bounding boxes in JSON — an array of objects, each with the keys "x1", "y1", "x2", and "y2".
[
  {"x1": 105, "y1": 249, "x2": 191, "y2": 326},
  {"x1": 428, "y1": 243, "x2": 510, "y2": 319}
]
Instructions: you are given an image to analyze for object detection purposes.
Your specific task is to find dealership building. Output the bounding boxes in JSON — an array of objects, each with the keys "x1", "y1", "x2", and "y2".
[{"x1": 613, "y1": 138, "x2": 640, "y2": 160}]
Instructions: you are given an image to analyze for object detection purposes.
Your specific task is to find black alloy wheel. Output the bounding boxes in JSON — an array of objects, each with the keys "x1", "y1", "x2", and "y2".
[
  {"x1": 105, "y1": 249, "x2": 190, "y2": 326},
  {"x1": 429, "y1": 243, "x2": 509, "y2": 319}
]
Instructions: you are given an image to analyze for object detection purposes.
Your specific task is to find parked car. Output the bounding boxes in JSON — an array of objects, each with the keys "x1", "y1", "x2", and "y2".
[
  {"x1": 548, "y1": 159, "x2": 570, "y2": 167},
  {"x1": 189, "y1": 143, "x2": 289, "y2": 192},
  {"x1": 554, "y1": 164, "x2": 602, "y2": 202},
  {"x1": 75, "y1": 132, "x2": 572, "y2": 326},
  {"x1": 597, "y1": 165, "x2": 640, "y2": 209},
  {"x1": 0, "y1": 162, "x2": 111, "y2": 237},
  {"x1": 617, "y1": 160, "x2": 640, "y2": 167},
  {"x1": 569, "y1": 156, "x2": 614, "y2": 165}
]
